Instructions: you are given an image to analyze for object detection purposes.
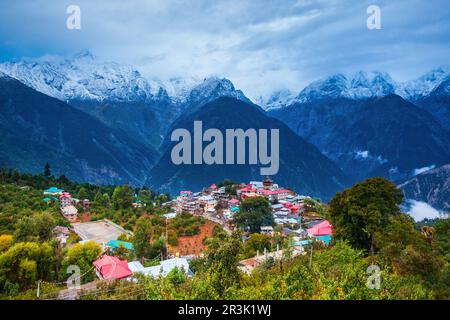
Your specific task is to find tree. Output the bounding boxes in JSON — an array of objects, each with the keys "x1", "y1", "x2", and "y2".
[
  {"x1": 60, "y1": 241, "x2": 102, "y2": 284},
  {"x1": 374, "y1": 214, "x2": 445, "y2": 287},
  {"x1": 138, "y1": 189, "x2": 153, "y2": 207},
  {"x1": 234, "y1": 197, "x2": 273, "y2": 233},
  {"x1": 102, "y1": 193, "x2": 111, "y2": 207},
  {"x1": 111, "y1": 246, "x2": 132, "y2": 261},
  {"x1": 242, "y1": 233, "x2": 272, "y2": 258},
  {"x1": 148, "y1": 236, "x2": 167, "y2": 260},
  {"x1": 14, "y1": 212, "x2": 57, "y2": 242},
  {"x1": 112, "y1": 185, "x2": 134, "y2": 210},
  {"x1": 77, "y1": 187, "x2": 88, "y2": 200},
  {"x1": 0, "y1": 242, "x2": 54, "y2": 290},
  {"x1": 133, "y1": 216, "x2": 153, "y2": 259},
  {"x1": 329, "y1": 177, "x2": 403, "y2": 252},
  {"x1": 433, "y1": 218, "x2": 450, "y2": 261},
  {"x1": 0, "y1": 234, "x2": 13, "y2": 253},
  {"x1": 44, "y1": 163, "x2": 51, "y2": 179},
  {"x1": 206, "y1": 231, "x2": 243, "y2": 298},
  {"x1": 166, "y1": 267, "x2": 187, "y2": 285}
]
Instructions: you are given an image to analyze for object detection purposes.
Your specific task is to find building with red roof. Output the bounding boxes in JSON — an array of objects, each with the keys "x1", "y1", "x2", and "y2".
[
  {"x1": 307, "y1": 220, "x2": 333, "y2": 236},
  {"x1": 229, "y1": 198, "x2": 240, "y2": 206},
  {"x1": 93, "y1": 255, "x2": 132, "y2": 280},
  {"x1": 256, "y1": 188, "x2": 292, "y2": 202}
]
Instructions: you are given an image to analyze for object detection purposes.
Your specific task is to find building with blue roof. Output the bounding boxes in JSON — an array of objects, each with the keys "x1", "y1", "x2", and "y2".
[
  {"x1": 44, "y1": 187, "x2": 64, "y2": 195},
  {"x1": 106, "y1": 240, "x2": 134, "y2": 251}
]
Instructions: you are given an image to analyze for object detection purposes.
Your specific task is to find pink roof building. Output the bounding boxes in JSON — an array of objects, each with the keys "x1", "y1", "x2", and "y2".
[
  {"x1": 93, "y1": 255, "x2": 132, "y2": 280},
  {"x1": 307, "y1": 220, "x2": 333, "y2": 236}
]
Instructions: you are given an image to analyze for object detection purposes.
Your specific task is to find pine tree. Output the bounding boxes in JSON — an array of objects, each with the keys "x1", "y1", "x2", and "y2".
[{"x1": 44, "y1": 163, "x2": 51, "y2": 179}]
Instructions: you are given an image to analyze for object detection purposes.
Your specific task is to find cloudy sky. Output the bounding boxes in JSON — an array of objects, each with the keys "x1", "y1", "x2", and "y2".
[{"x1": 0, "y1": 0, "x2": 449, "y2": 98}]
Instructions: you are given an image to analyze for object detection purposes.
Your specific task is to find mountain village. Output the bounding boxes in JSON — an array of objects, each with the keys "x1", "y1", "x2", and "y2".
[{"x1": 40, "y1": 177, "x2": 334, "y2": 298}]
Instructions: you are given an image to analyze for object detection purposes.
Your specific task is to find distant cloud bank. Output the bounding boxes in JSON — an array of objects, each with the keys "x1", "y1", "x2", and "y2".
[{"x1": 407, "y1": 200, "x2": 445, "y2": 221}]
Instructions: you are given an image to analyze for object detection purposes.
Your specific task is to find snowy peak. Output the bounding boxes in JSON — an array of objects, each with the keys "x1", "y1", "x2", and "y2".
[
  {"x1": 256, "y1": 89, "x2": 296, "y2": 111},
  {"x1": 261, "y1": 67, "x2": 449, "y2": 108},
  {"x1": 294, "y1": 71, "x2": 396, "y2": 103},
  {"x1": 188, "y1": 77, "x2": 249, "y2": 104},
  {"x1": 296, "y1": 73, "x2": 348, "y2": 103},
  {"x1": 399, "y1": 67, "x2": 450, "y2": 100},
  {"x1": 431, "y1": 75, "x2": 450, "y2": 97},
  {"x1": 0, "y1": 52, "x2": 249, "y2": 108},
  {"x1": 0, "y1": 51, "x2": 165, "y2": 103}
]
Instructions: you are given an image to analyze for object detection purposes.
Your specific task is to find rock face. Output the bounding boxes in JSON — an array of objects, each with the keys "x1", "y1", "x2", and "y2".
[
  {"x1": 149, "y1": 97, "x2": 350, "y2": 201},
  {"x1": 399, "y1": 164, "x2": 450, "y2": 211},
  {"x1": 0, "y1": 74, "x2": 157, "y2": 185}
]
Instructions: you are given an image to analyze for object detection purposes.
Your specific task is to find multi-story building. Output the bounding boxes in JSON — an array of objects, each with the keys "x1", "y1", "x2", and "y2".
[
  {"x1": 59, "y1": 192, "x2": 73, "y2": 207},
  {"x1": 61, "y1": 205, "x2": 78, "y2": 222}
]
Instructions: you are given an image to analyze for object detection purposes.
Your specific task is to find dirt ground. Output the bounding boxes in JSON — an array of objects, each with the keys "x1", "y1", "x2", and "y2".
[{"x1": 168, "y1": 220, "x2": 218, "y2": 256}]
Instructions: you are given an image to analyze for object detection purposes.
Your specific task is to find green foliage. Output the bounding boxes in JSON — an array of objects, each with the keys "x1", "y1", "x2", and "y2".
[
  {"x1": 171, "y1": 212, "x2": 203, "y2": 236},
  {"x1": 433, "y1": 218, "x2": 450, "y2": 261},
  {"x1": 77, "y1": 187, "x2": 88, "y2": 200},
  {"x1": 234, "y1": 197, "x2": 274, "y2": 233},
  {"x1": 205, "y1": 232, "x2": 243, "y2": 298},
  {"x1": 166, "y1": 267, "x2": 187, "y2": 285},
  {"x1": 242, "y1": 233, "x2": 272, "y2": 259},
  {"x1": 60, "y1": 241, "x2": 102, "y2": 284},
  {"x1": 0, "y1": 242, "x2": 54, "y2": 291},
  {"x1": 133, "y1": 216, "x2": 153, "y2": 259},
  {"x1": 303, "y1": 198, "x2": 329, "y2": 219},
  {"x1": 14, "y1": 212, "x2": 57, "y2": 243},
  {"x1": 112, "y1": 185, "x2": 134, "y2": 210},
  {"x1": 374, "y1": 214, "x2": 447, "y2": 297},
  {"x1": 329, "y1": 177, "x2": 403, "y2": 252}
]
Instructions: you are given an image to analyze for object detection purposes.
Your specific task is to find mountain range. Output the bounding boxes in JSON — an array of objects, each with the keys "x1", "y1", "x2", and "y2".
[
  {"x1": 260, "y1": 67, "x2": 450, "y2": 110},
  {"x1": 0, "y1": 51, "x2": 449, "y2": 205},
  {"x1": 0, "y1": 72, "x2": 157, "y2": 185}
]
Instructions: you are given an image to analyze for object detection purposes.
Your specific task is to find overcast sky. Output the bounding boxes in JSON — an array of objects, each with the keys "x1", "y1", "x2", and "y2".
[{"x1": 0, "y1": 0, "x2": 449, "y2": 99}]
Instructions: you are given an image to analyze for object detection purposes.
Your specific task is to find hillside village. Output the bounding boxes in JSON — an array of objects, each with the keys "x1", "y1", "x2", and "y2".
[
  {"x1": 0, "y1": 168, "x2": 448, "y2": 300},
  {"x1": 38, "y1": 176, "x2": 334, "y2": 298}
]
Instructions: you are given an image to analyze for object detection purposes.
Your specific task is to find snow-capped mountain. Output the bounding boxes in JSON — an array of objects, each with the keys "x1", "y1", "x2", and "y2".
[
  {"x1": 0, "y1": 50, "x2": 166, "y2": 103},
  {"x1": 183, "y1": 76, "x2": 251, "y2": 109},
  {"x1": 397, "y1": 67, "x2": 450, "y2": 100},
  {"x1": 0, "y1": 51, "x2": 251, "y2": 108},
  {"x1": 256, "y1": 89, "x2": 296, "y2": 111},
  {"x1": 260, "y1": 68, "x2": 450, "y2": 109},
  {"x1": 294, "y1": 71, "x2": 396, "y2": 103}
]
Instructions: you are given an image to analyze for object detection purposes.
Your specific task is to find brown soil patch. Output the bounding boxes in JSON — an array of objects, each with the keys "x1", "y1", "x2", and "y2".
[{"x1": 168, "y1": 220, "x2": 218, "y2": 256}]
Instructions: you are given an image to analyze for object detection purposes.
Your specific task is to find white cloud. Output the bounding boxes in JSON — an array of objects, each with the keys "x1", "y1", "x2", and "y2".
[
  {"x1": 355, "y1": 150, "x2": 369, "y2": 159},
  {"x1": 407, "y1": 200, "x2": 445, "y2": 221},
  {"x1": 413, "y1": 165, "x2": 435, "y2": 176}
]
